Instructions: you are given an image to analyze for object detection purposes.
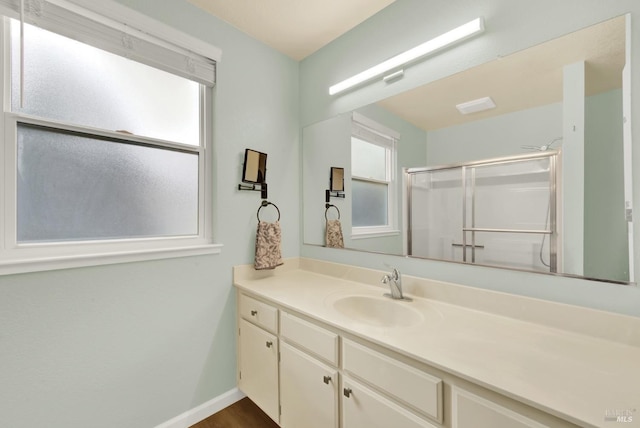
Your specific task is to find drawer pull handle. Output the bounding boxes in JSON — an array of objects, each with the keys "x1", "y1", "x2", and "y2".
[
  {"x1": 343, "y1": 388, "x2": 352, "y2": 398},
  {"x1": 266, "y1": 341, "x2": 273, "y2": 348},
  {"x1": 250, "y1": 310, "x2": 258, "y2": 316},
  {"x1": 323, "y1": 376, "x2": 331, "y2": 384}
]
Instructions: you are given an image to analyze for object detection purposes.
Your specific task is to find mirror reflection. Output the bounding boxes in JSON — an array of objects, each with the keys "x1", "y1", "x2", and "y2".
[
  {"x1": 242, "y1": 149, "x2": 267, "y2": 183},
  {"x1": 330, "y1": 167, "x2": 345, "y2": 192},
  {"x1": 303, "y1": 16, "x2": 632, "y2": 283}
]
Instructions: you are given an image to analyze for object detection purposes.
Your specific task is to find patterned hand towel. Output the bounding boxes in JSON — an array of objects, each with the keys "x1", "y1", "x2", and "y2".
[
  {"x1": 325, "y1": 219, "x2": 344, "y2": 248},
  {"x1": 255, "y1": 221, "x2": 283, "y2": 270}
]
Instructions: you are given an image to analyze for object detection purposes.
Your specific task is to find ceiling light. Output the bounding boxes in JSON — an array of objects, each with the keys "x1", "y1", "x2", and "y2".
[
  {"x1": 456, "y1": 96, "x2": 496, "y2": 114},
  {"x1": 329, "y1": 17, "x2": 485, "y2": 96}
]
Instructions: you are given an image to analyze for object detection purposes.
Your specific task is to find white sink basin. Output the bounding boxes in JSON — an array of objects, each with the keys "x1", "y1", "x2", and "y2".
[{"x1": 331, "y1": 295, "x2": 424, "y2": 328}]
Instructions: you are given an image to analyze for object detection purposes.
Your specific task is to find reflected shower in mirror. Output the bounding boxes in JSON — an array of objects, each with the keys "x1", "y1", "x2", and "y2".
[
  {"x1": 302, "y1": 15, "x2": 632, "y2": 284},
  {"x1": 407, "y1": 152, "x2": 558, "y2": 275}
]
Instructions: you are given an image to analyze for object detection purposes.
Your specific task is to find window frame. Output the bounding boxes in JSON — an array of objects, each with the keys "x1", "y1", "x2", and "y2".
[
  {"x1": 0, "y1": 9, "x2": 221, "y2": 275},
  {"x1": 350, "y1": 114, "x2": 400, "y2": 239}
]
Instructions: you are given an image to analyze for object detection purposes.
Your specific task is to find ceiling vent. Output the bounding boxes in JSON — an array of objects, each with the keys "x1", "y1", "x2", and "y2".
[{"x1": 456, "y1": 96, "x2": 496, "y2": 114}]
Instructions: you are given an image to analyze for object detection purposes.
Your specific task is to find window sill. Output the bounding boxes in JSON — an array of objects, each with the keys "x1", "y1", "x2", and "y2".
[
  {"x1": 0, "y1": 243, "x2": 223, "y2": 276},
  {"x1": 351, "y1": 228, "x2": 401, "y2": 240}
]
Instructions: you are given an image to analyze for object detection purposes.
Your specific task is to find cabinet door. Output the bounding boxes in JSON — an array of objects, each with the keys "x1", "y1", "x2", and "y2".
[
  {"x1": 238, "y1": 319, "x2": 279, "y2": 424},
  {"x1": 452, "y1": 387, "x2": 549, "y2": 428},
  {"x1": 280, "y1": 341, "x2": 338, "y2": 428},
  {"x1": 342, "y1": 377, "x2": 438, "y2": 428}
]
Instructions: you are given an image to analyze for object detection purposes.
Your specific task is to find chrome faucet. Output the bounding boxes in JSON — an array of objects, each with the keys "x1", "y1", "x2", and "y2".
[{"x1": 381, "y1": 268, "x2": 411, "y2": 301}]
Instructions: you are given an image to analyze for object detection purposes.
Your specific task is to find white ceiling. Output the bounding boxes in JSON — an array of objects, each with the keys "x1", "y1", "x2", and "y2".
[{"x1": 186, "y1": 0, "x2": 396, "y2": 60}]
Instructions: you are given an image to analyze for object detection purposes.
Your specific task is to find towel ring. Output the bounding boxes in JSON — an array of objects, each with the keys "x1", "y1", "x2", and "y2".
[
  {"x1": 325, "y1": 204, "x2": 340, "y2": 220},
  {"x1": 257, "y1": 200, "x2": 281, "y2": 222}
]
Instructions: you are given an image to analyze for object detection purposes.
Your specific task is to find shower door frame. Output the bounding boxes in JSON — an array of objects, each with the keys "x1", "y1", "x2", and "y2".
[{"x1": 406, "y1": 151, "x2": 558, "y2": 273}]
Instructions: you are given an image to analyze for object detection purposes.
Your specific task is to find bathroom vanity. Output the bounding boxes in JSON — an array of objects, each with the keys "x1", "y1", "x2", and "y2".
[{"x1": 234, "y1": 259, "x2": 640, "y2": 428}]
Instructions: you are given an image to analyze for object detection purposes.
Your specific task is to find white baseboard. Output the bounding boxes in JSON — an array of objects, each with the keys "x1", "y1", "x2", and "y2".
[{"x1": 155, "y1": 388, "x2": 246, "y2": 428}]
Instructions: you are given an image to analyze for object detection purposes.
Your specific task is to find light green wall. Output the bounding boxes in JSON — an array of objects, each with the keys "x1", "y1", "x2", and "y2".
[
  {"x1": 562, "y1": 61, "x2": 586, "y2": 276},
  {"x1": 585, "y1": 89, "x2": 628, "y2": 281},
  {"x1": 300, "y1": 0, "x2": 640, "y2": 317},
  {"x1": 0, "y1": 1, "x2": 299, "y2": 427}
]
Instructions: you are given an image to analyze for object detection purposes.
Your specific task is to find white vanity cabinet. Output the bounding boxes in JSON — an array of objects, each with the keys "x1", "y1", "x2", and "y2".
[
  {"x1": 279, "y1": 311, "x2": 339, "y2": 428},
  {"x1": 237, "y1": 294, "x2": 279, "y2": 423},
  {"x1": 236, "y1": 291, "x2": 578, "y2": 428}
]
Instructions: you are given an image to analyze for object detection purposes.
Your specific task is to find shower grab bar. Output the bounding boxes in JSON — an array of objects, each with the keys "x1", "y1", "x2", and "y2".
[
  {"x1": 463, "y1": 227, "x2": 552, "y2": 235},
  {"x1": 452, "y1": 243, "x2": 485, "y2": 249}
]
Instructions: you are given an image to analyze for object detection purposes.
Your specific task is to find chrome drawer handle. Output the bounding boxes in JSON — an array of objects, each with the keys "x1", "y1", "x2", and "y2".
[
  {"x1": 250, "y1": 310, "x2": 258, "y2": 316},
  {"x1": 343, "y1": 388, "x2": 352, "y2": 398},
  {"x1": 323, "y1": 376, "x2": 331, "y2": 384},
  {"x1": 266, "y1": 341, "x2": 273, "y2": 348}
]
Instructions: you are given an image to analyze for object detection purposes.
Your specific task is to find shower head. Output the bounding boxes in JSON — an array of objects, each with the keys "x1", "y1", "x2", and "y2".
[{"x1": 521, "y1": 137, "x2": 562, "y2": 152}]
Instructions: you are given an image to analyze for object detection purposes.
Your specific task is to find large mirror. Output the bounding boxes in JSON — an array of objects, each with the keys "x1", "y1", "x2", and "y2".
[{"x1": 303, "y1": 15, "x2": 633, "y2": 284}]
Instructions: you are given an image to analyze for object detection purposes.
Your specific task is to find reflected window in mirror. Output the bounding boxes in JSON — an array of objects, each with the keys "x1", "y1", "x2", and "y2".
[{"x1": 351, "y1": 115, "x2": 398, "y2": 237}]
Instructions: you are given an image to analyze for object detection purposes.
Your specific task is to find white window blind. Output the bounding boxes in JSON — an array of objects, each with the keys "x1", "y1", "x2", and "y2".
[
  {"x1": 351, "y1": 111, "x2": 400, "y2": 149},
  {"x1": 0, "y1": 0, "x2": 216, "y2": 86}
]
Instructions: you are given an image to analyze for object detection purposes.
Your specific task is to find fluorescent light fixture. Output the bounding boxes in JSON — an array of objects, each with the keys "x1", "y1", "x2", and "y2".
[
  {"x1": 456, "y1": 96, "x2": 496, "y2": 114},
  {"x1": 329, "y1": 17, "x2": 484, "y2": 95}
]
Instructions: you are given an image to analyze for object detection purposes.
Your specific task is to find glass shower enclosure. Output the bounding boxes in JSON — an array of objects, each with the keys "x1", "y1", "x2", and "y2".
[{"x1": 407, "y1": 152, "x2": 557, "y2": 273}]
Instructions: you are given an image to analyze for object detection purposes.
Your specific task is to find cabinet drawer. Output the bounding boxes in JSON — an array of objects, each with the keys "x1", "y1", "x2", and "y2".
[
  {"x1": 342, "y1": 376, "x2": 439, "y2": 428},
  {"x1": 239, "y1": 293, "x2": 278, "y2": 333},
  {"x1": 343, "y1": 339, "x2": 443, "y2": 423},
  {"x1": 452, "y1": 387, "x2": 551, "y2": 428},
  {"x1": 281, "y1": 311, "x2": 339, "y2": 366}
]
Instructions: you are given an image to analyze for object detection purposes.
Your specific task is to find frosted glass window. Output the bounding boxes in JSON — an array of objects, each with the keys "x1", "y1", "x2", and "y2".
[
  {"x1": 352, "y1": 180, "x2": 388, "y2": 227},
  {"x1": 351, "y1": 137, "x2": 387, "y2": 180},
  {"x1": 10, "y1": 20, "x2": 200, "y2": 146},
  {"x1": 17, "y1": 124, "x2": 199, "y2": 242}
]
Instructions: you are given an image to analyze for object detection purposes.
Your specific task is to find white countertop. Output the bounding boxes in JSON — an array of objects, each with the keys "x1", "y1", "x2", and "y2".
[{"x1": 234, "y1": 262, "x2": 640, "y2": 428}]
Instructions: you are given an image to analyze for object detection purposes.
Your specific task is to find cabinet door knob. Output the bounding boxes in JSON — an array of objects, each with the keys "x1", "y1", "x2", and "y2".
[
  {"x1": 343, "y1": 388, "x2": 352, "y2": 398},
  {"x1": 250, "y1": 310, "x2": 258, "y2": 316},
  {"x1": 323, "y1": 375, "x2": 331, "y2": 384},
  {"x1": 266, "y1": 341, "x2": 273, "y2": 348}
]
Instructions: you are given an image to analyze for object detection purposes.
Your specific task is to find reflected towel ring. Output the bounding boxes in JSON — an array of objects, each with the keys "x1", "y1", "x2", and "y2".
[
  {"x1": 325, "y1": 203, "x2": 340, "y2": 220},
  {"x1": 257, "y1": 200, "x2": 281, "y2": 222}
]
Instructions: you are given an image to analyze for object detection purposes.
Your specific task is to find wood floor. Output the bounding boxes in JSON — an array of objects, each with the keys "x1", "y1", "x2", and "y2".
[{"x1": 190, "y1": 398, "x2": 280, "y2": 428}]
